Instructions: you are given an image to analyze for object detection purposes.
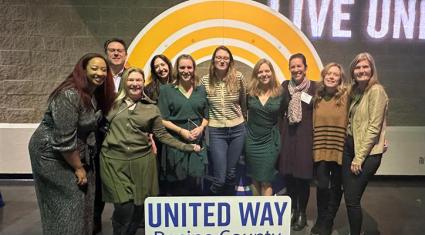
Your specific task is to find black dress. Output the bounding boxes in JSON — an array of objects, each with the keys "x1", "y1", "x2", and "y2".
[{"x1": 277, "y1": 80, "x2": 317, "y2": 179}]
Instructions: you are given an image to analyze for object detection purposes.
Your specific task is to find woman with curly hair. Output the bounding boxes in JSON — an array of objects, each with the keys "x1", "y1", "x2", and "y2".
[{"x1": 311, "y1": 63, "x2": 349, "y2": 235}]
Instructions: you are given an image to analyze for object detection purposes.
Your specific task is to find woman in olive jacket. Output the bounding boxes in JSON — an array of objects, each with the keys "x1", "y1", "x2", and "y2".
[{"x1": 343, "y1": 52, "x2": 388, "y2": 235}]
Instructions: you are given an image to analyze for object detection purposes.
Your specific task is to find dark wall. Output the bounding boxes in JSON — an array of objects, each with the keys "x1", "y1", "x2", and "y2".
[
  {"x1": 0, "y1": 0, "x2": 423, "y2": 125},
  {"x1": 0, "y1": 0, "x2": 190, "y2": 122}
]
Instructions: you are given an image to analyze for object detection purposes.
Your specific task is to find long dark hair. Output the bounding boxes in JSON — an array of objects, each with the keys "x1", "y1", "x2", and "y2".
[
  {"x1": 288, "y1": 53, "x2": 308, "y2": 69},
  {"x1": 144, "y1": 54, "x2": 174, "y2": 100},
  {"x1": 49, "y1": 53, "x2": 115, "y2": 114}
]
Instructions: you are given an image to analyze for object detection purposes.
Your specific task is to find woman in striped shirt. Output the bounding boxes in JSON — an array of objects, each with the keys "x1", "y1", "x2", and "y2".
[
  {"x1": 311, "y1": 63, "x2": 349, "y2": 235},
  {"x1": 201, "y1": 46, "x2": 247, "y2": 196}
]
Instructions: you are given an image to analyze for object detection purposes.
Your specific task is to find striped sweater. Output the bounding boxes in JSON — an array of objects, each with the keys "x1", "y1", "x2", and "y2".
[
  {"x1": 200, "y1": 72, "x2": 246, "y2": 127},
  {"x1": 313, "y1": 94, "x2": 348, "y2": 164}
]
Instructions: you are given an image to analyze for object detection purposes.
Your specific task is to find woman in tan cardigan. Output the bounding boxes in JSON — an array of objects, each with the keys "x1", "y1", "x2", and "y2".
[{"x1": 343, "y1": 52, "x2": 388, "y2": 235}]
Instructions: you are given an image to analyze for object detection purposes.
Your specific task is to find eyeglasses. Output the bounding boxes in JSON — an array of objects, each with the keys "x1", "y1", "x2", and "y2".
[
  {"x1": 214, "y1": 56, "x2": 230, "y2": 62},
  {"x1": 107, "y1": 48, "x2": 125, "y2": 54}
]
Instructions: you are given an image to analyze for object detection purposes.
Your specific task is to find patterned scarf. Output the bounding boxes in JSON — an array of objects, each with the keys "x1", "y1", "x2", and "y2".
[{"x1": 287, "y1": 78, "x2": 310, "y2": 125}]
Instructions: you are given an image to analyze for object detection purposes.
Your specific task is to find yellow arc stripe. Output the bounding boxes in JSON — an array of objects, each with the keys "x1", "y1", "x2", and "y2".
[
  {"x1": 161, "y1": 26, "x2": 291, "y2": 80},
  {"x1": 128, "y1": 0, "x2": 322, "y2": 80}
]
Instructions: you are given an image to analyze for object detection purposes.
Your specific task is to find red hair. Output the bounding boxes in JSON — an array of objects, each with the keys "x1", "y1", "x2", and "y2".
[{"x1": 49, "y1": 53, "x2": 115, "y2": 114}]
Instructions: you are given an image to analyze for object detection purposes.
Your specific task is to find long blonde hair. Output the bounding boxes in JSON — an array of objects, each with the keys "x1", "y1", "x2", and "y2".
[
  {"x1": 112, "y1": 67, "x2": 145, "y2": 109},
  {"x1": 349, "y1": 52, "x2": 380, "y2": 95},
  {"x1": 247, "y1": 58, "x2": 282, "y2": 97},
  {"x1": 315, "y1": 62, "x2": 348, "y2": 107},
  {"x1": 207, "y1": 46, "x2": 239, "y2": 95}
]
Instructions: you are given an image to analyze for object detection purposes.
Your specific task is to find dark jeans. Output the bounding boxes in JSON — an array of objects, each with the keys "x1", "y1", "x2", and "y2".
[
  {"x1": 94, "y1": 154, "x2": 105, "y2": 226},
  {"x1": 314, "y1": 161, "x2": 342, "y2": 226},
  {"x1": 208, "y1": 123, "x2": 246, "y2": 195},
  {"x1": 94, "y1": 122, "x2": 107, "y2": 229},
  {"x1": 342, "y1": 136, "x2": 382, "y2": 235}
]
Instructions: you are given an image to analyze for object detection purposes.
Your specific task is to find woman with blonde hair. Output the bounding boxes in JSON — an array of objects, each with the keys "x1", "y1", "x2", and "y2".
[
  {"x1": 201, "y1": 46, "x2": 247, "y2": 196},
  {"x1": 311, "y1": 63, "x2": 349, "y2": 235},
  {"x1": 100, "y1": 67, "x2": 201, "y2": 234},
  {"x1": 158, "y1": 54, "x2": 209, "y2": 196},
  {"x1": 245, "y1": 58, "x2": 283, "y2": 196},
  {"x1": 343, "y1": 53, "x2": 388, "y2": 235}
]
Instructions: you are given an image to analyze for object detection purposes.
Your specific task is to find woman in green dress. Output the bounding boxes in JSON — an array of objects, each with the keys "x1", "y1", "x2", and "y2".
[
  {"x1": 100, "y1": 67, "x2": 201, "y2": 234},
  {"x1": 158, "y1": 54, "x2": 209, "y2": 196},
  {"x1": 245, "y1": 58, "x2": 283, "y2": 196},
  {"x1": 143, "y1": 54, "x2": 174, "y2": 195}
]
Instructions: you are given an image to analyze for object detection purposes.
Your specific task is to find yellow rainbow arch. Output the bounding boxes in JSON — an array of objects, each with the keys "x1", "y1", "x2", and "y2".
[{"x1": 127, "y1": 0, "x2": 323, "y2": 82}]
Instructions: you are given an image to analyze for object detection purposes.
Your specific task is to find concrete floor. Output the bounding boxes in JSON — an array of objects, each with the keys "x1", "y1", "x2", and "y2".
[{"x1": 0, "y1": 178, "x2": 424, "y2": 235}]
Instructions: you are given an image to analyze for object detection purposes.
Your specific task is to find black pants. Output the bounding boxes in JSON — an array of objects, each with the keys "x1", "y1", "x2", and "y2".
[
  {"x1": 112, "y1": 201, "x2": 144, "y2": 235},
  {"x1": 94, "y1": 153, "x2": 105, "y2": 226},
  {"x1": 285, "y1": 175, "x2": 310, "y2": 213},
  {"x1": 94, "y1": 122, "x2": 108, "y2": 230},
  {"x1": 342, "y1": 136, "x2": 381, "y2": 235},
  {"x1": 314, "y1": 161, "x2": 342, "y2": 226}
]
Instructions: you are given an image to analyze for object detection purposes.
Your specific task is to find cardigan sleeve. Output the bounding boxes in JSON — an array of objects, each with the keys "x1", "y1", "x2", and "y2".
[
  {"x1": 199, "y1": 85, "x2": 209, "y2": 119},
  {"x1": 239, "y1": 72, "x2": 247, "y2": 120},
  {"x1": 157, "y1": 85, "x2": 170, "y2": 120}
]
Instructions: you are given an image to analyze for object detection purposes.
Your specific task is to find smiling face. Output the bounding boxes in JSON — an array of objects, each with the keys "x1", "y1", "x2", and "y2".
[
  {"x1": 353, "y1": 59, "x2": 372, "y2": 85},
  {"x1": 177, "y1": 58, "x2": 194, "y2": 83},
  {"x1": 323, "y1": 65, "x2": 342, "y2": 90},
  {"x1": 289, "y1": 57, "x2": 307, "y2": 84},
  {"x1": 86, "y1": 57, "x2": 107, "y2": 90},
  {"x1": 126, "y1": 71, "x2": 144, "y2": 101},
  {"x1": 106, "y1": 41, "x2": 127, "y2": 67},
  {"x1": 213, "y1": 49, "x2": 231, "y2": 72},
  {"x1": 153, "y1": 57, "x2": 170, "y2": 80},
  {"x1": 257, "y1": 62, "x2": 273, "y2": 86}
]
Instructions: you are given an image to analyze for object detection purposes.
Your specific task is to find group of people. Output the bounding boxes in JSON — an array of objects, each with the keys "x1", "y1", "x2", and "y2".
[{"x1": 28, "y1": 37, "x2": 388, "y2": 235}]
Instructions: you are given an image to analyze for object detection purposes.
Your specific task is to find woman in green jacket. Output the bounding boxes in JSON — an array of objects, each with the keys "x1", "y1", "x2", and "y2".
[
  {"x1": 343, "y1": 52, "x2": 388, "y2": 235},
  {"x1": 100, "y1": 67, "x2": 201, "y2": 235}
]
